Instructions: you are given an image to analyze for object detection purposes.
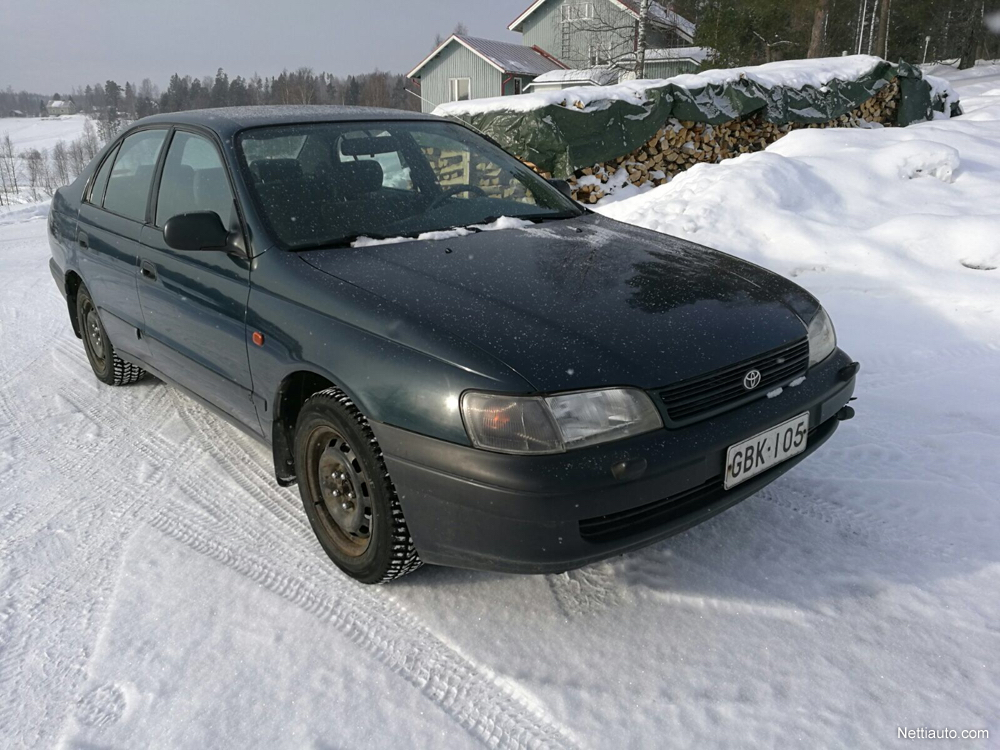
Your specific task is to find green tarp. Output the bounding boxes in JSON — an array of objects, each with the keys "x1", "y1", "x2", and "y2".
[{"x1": 446, "y1": 61, "x2": 951, "y2": 178}]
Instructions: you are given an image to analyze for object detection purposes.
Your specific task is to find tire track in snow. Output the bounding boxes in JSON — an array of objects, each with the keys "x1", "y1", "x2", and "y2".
[
  {"x1": 150, "y1": 511, "x2": 579, "y2": 750},
  {"x1": 1, "y1": 314, "x2": 578, "y2": 750},
  {"x1": 164, "y1": 390, "x2": 581, "y2": 748}
]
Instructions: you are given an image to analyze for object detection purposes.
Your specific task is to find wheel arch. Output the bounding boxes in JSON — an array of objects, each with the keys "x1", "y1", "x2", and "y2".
[{"x1": 270, "y1": 368, "x2": 370, "y2": 487}]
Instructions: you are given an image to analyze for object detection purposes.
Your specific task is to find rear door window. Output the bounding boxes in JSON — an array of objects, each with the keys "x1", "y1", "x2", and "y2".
[
  {"x1": 155, "y1": 132, "x2": 235, "y2": 228},
  {"x1": 103, "y1": 129, "x2": 168, "y2": 222}
]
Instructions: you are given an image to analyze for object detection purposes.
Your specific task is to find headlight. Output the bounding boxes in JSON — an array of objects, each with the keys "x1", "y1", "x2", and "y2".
[
  {"x1": 807, "y1": 306, "x2": 837, "y2": 366},
  {"x1": 461, "y1": 388, "x2": 663, "y2": 454}
]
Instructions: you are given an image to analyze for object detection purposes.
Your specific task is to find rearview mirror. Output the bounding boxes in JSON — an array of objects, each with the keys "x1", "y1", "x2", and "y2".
[
  {"x1": 341, "y1": 135, "x2": 399, "y2": 156},
  {"x1": 163, "y1": 211, "x2": 229, "y2": 251},
  {"x1": 548, "y1": 178, "x2": 575, "y2": 201}
]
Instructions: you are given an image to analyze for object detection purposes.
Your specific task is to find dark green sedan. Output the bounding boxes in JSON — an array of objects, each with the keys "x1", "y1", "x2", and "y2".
[{"x1": 48, "y1": 106, "x2": 857, "y2": 583}]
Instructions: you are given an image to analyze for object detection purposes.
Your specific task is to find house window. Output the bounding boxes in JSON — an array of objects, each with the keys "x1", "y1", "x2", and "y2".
[
  {"x1": 561, "y1": 2, "x2": 594, "y2": 22},
  {"x1": 513, "y1": 78, "x2": 522, "y2": 95},
  {"x1": 449, "y1": 77, "x2": 471, "y2": 102},
  {"x1": 588, "y1": 44, "x2": 608, "y2": 66}
]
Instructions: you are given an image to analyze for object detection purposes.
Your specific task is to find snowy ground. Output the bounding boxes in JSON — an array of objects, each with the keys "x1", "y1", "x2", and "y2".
[
  {"x1": 2, "y1": 75, "x2": 999, "y2": 748},
  {"x1": 0, "y1": 114, "x2": 89, "y2": 154}
]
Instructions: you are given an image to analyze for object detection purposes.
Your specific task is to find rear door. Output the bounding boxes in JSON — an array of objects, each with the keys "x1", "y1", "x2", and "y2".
[
  {"x1": 76, "y1": 128, "x2": 168, "y2": 358},
  {"x1": 136, "y1": 128, "x2": 259, "y2": 432}
]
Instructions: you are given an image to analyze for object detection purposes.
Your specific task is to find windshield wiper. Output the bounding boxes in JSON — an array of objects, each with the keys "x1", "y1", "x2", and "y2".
[{"x1": 289, "y1": 232, "x2": 395, "y2": 251}]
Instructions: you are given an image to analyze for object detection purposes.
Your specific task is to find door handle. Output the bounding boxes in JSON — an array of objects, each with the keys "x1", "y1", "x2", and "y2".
[
  {"x1": 139, "y1": 260, "x2": 157, "y2": 281},
  {"x1": 77, "y1": 231, "x2": 89, "y2": 249}
]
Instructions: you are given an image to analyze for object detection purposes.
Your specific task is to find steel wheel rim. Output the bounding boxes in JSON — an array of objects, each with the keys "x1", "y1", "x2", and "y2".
[
  {"x1": 306, "y1": 425, "x2": 373, "y2": 557},
  {"x1": 81, "y1": 298, "x2": 106, "y2": 368}
]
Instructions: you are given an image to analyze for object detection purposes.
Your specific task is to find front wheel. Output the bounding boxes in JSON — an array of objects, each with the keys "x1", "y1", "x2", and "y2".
[
  {"x1": 76, "y1": 285, "x2": 146, "y2": 386},
  {"x1": 293, "y1": 388, "x2": 422, "y2": 584}
]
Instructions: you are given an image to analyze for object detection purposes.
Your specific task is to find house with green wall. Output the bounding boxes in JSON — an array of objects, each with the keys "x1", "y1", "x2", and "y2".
[
  {"x1": 408, "y1": 1, "x2": 701, "y2": 112},
  {"x1": 407, "y1": 35, "x2": 566, "y2": 113}
]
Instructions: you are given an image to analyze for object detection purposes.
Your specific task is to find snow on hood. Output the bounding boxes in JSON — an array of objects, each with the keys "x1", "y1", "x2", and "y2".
[{"x1": 351, "y1": 216, "x2": 534, "y2": 247}]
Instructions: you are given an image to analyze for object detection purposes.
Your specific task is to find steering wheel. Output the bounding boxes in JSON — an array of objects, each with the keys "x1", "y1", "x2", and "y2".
[{"x1": 428, "y1": 184, "x2": 487, "y2": 211}]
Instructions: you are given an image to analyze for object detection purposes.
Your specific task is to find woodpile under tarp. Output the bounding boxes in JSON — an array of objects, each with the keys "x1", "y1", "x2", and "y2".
[
  {"x1": 435, "y1": 56, "x2": 958, "y2": 184},
  {"x1": 563, "y1": 78, "x2": 901, "y2": 203}
]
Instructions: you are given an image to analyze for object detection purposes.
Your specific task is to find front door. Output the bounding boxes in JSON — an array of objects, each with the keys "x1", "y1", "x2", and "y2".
[{"x1": 136, "y1": 129, "x2": 259, "y2": 432}]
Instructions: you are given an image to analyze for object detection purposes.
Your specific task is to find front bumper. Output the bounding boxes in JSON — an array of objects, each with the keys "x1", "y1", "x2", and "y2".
[{"x1": 374, "y1": 349, "x2": 857, "y2": 574}]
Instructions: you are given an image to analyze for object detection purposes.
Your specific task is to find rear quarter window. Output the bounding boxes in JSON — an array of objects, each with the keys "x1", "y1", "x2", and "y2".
[{"x1": 87, "y1": 144, "x2": 119, "y2": 206}]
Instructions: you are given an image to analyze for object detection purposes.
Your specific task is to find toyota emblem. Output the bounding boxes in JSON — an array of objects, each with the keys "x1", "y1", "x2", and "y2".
[{"x1": 743, "y1": 369, "x2": 762, "y2": 390}]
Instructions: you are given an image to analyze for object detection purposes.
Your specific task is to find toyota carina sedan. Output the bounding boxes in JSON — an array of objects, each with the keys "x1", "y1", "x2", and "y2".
[{"x1": 48, "y1": 106, "x2": 858, "y2": 583}]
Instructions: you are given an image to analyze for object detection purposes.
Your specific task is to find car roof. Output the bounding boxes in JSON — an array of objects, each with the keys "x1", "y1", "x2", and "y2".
[{"x1": 134, "y1": 105, "x2": 442, "y2": 138}]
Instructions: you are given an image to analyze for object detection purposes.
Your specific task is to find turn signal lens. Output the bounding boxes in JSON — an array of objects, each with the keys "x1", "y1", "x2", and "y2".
[{"x1": 461, "y1": 392, "x2": 562, "y2": 454}]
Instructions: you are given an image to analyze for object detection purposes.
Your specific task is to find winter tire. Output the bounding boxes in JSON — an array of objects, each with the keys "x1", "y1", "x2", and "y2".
[
  {"x1": 293, "y1": 387, "x2": 422, "y2": 584},
  {"x1": 76, "y1": 285, "x2": 146, "y2": 386}
]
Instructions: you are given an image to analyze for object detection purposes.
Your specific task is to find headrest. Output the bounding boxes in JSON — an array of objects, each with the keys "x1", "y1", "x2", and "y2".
[
  {"x1": 254, "y1": 158, "x2": 303, "y2": 184},
  {"x1": 338, "y1": 160, "x2": 383, "y2": 195}
]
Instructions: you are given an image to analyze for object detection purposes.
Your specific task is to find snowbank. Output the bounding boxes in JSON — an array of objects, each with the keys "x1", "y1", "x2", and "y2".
[{"x1": 598, "y1": 110, "x2": 1000, "y2": 341}]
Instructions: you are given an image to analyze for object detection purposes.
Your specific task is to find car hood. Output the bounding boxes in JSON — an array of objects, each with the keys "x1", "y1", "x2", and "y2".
[{"x1": 299, "y1": 214, "x2": 819, "y2": 392}]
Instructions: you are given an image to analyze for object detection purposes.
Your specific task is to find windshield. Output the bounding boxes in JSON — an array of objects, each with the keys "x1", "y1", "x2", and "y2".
[{"x1": 237, "y1": 120, "x2": 582, "y2": 250}]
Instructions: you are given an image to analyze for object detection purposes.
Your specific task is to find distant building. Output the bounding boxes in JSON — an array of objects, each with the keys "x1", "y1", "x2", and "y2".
[
  {"x1": 408, "y1": 35, "x2": 565, "y2": 113},
  {"x1": 45, "y1": 98, "x2": 77, "y2": 116},
  {"x1": 509, "y1": 0, "x2": 696, "y2": 70},
  {"x1": 10, "y1": 110, "x2": 25, "y2": 118},
  {"x1": 409, "y1": 1, "x2": 703, "y2": 112}
]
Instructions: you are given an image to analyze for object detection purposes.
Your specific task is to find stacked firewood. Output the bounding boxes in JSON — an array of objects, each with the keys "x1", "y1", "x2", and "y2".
[{"x1": 555, "y1": 78, "x2": 900, "y2": 204}]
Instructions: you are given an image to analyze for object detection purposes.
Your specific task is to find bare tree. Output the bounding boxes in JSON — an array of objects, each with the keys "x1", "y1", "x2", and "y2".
[
  {"x1": 68, "y1": 139, "x2": 86, "y2": 177},
  {"x1": 635, "y1": 0, "x2": 651, "y2": 76},
  {"x1": 957, "y1": 0, "x2": 986, "y2": 69},
  {"x1": 874, "y1": 0, "x2": 892, "y2": 57},
  {"x1": 52, "y1": 141, "x2": 71, "y2": 187},
  {"x1": 22, "y1": 149, "x2": 47, "y2": 201},
  {"x1": 361, "y1": 71, "x2": 392, "y2": 108},
  {"x1": 807, "y1": 0, "x2": 830, "y2": 57},
  {"x1": 0, "y1": 133, "x2": 19, "y2": 197},
  {"x1": 81, "y1": 119, "x2": 101, "y2": 157}
]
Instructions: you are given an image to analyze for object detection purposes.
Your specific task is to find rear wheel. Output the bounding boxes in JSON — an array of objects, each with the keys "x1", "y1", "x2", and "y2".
[
  {"x1": 293, "y1": 388, "x2": 422, "y2": 584},
  {"x1": 76, "y1": 285, "x2": 146, "y2": 386}
]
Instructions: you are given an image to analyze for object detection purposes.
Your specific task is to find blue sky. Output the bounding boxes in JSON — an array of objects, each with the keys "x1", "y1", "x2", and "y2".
[{"x1": 1, "y1": 0, "x2": 530, "y2": 92}]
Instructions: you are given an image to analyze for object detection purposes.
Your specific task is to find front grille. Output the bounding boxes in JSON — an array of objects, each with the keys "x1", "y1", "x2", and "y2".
[
  {"x1": 579, "y1": 476, "x2": 722, "y2": 542},
  {"x1": 659, "y1": 338, "x2": 809, "y2": 423}
]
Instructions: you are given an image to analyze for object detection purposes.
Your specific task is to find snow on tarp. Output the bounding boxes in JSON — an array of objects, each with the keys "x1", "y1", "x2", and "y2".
[{"x1": 434, "y1": 56, "x2": 958, "y2": 178}]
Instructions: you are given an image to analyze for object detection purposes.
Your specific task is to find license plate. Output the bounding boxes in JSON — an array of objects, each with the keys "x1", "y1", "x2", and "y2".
[{"x1": 724, "y1": 412, "x2": 810, "y2": 490}]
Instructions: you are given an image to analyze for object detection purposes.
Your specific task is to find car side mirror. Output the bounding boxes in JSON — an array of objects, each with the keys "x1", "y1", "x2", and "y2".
[
  {"x1": 163, "y1": 211, "x2": 230, "y2": 252},
  {"x1": 548, "y1": 178, "x2": 575, "y2": 201}
]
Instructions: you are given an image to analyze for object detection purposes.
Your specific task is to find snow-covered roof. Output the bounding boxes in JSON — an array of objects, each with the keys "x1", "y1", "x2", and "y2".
[
  {"x1": 509, "y1": 0, "x2": 695, "y2": 41},
  {"x1": 645, "y1": 46, "x2": 712, "y2": 64},
  {"x1": 526, "y1": 68, "x2": 621, "y2": 88},
  {"x1": 47, "y1": 100, "x2": 68, "y2": 107},
  {"x1": 408, "y1": 34, "x2": 565, "y2": 79}
]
